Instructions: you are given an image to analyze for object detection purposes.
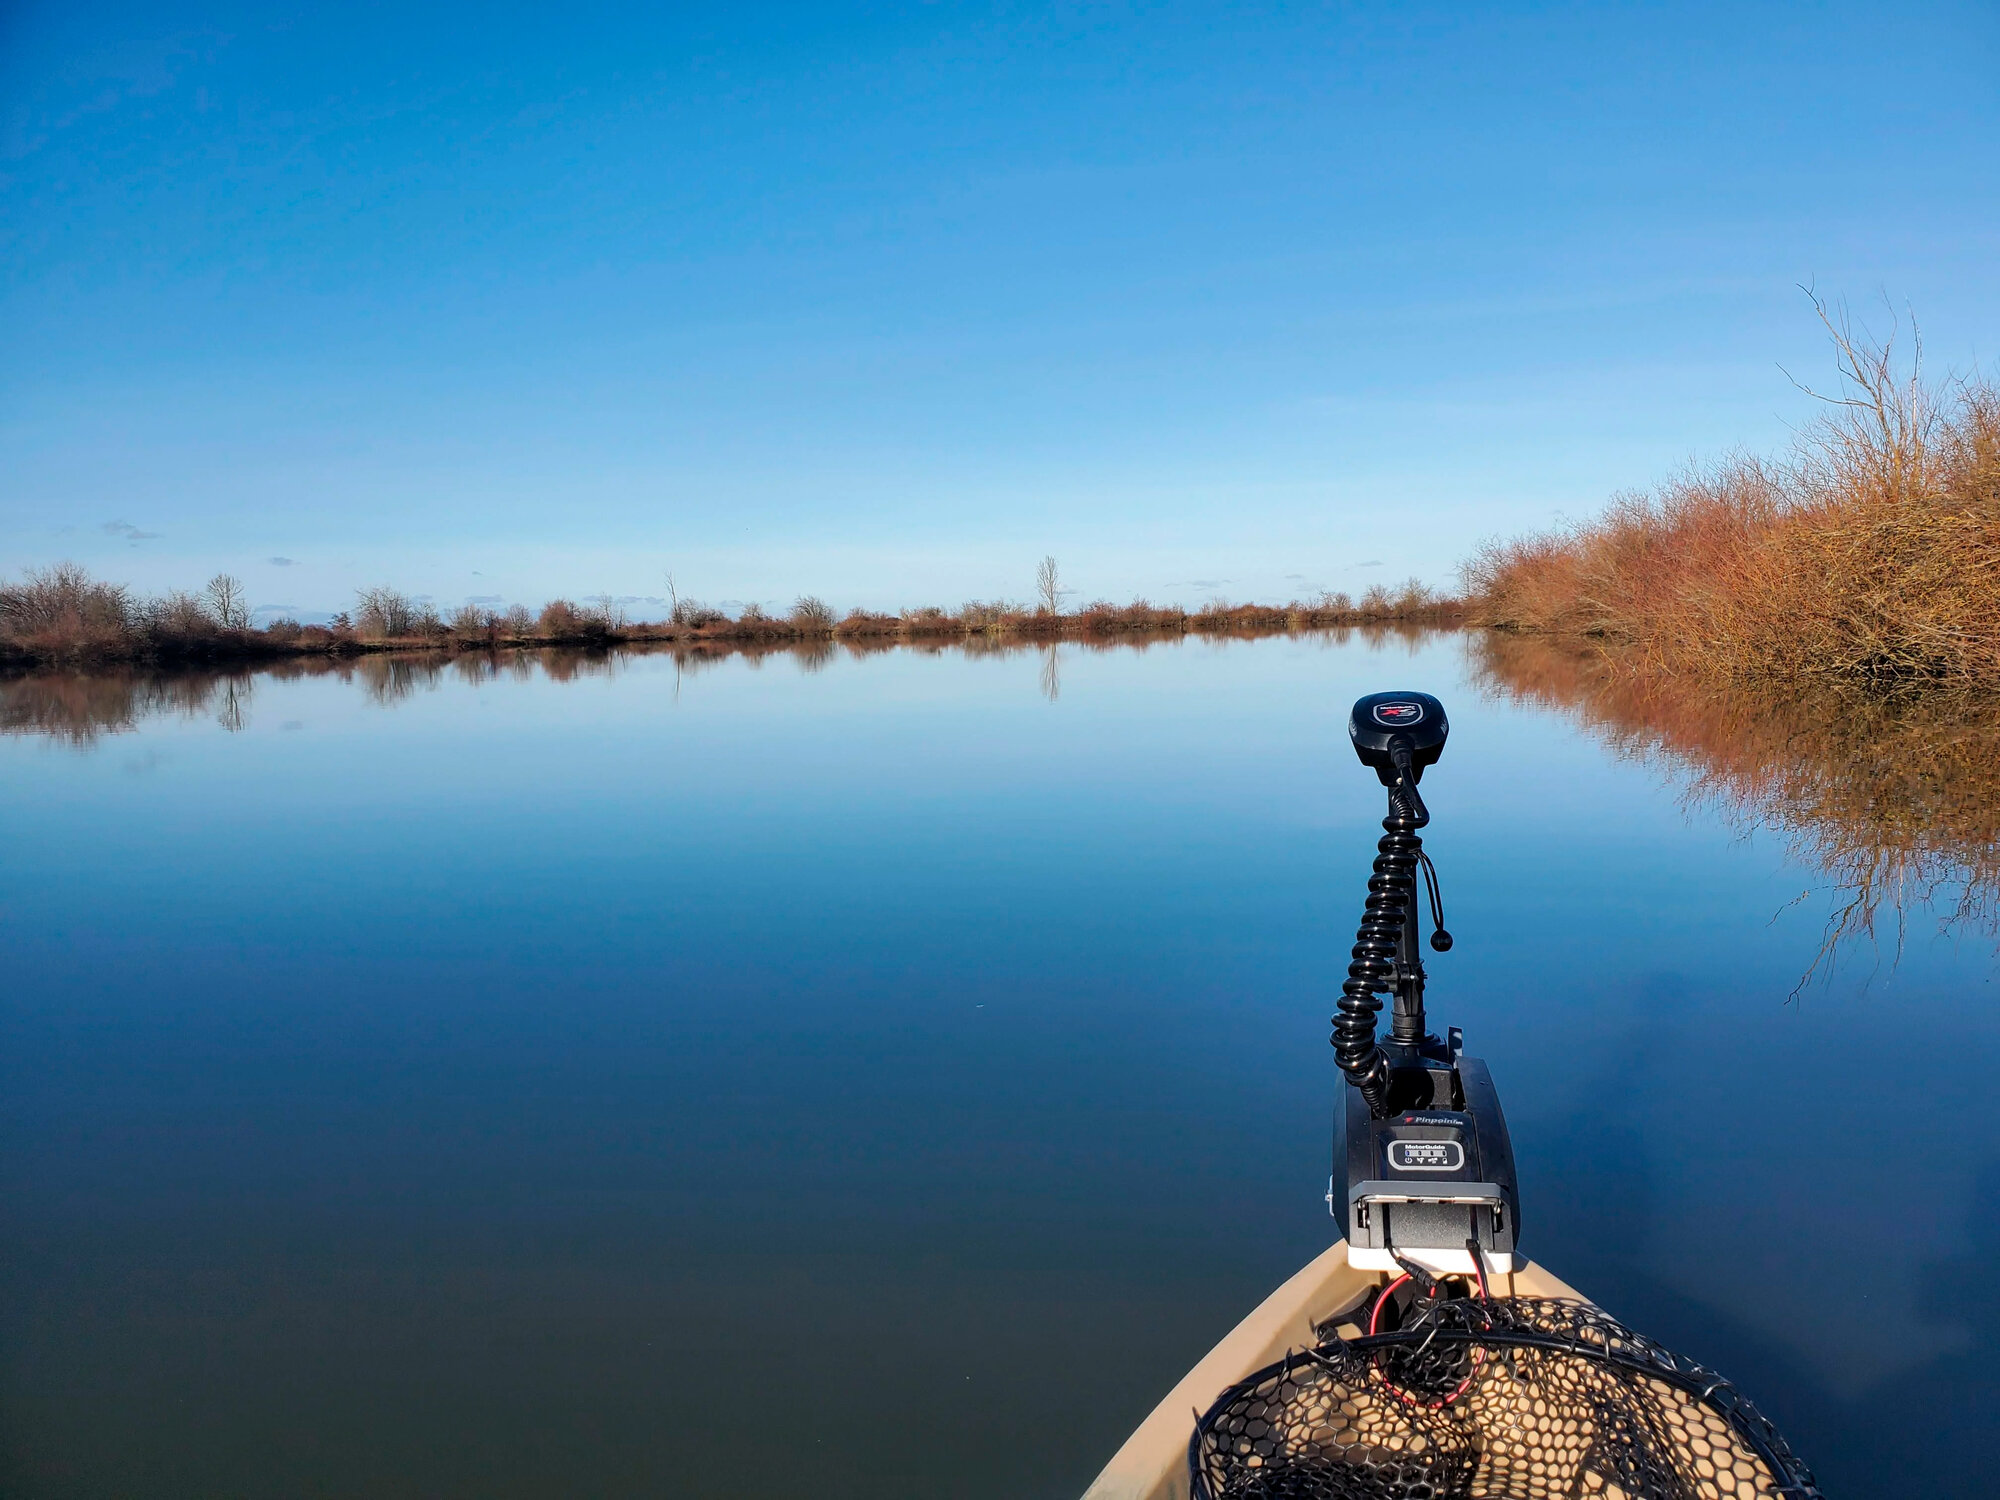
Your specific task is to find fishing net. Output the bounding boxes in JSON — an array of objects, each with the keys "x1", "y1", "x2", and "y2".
[{"x1": 1189, "y1": 1294, "x2": 1820, "y2": 1500}]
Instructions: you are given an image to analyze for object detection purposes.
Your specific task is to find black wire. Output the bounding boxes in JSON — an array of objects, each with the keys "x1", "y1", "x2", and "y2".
[
  {"x1": 1389, "y1": 1247, "x2": 1440, "y2": 1298},
  {"x1": 1418, "y1": 849, "x2": 1452, "y2": 950},
  {"x1": 1418, "y1": 851, "x2": 1443, "y2": 928}
]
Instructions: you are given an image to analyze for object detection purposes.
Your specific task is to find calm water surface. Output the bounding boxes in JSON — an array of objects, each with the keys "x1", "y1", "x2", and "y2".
[{"x1": 3, "y1": 634, "x2": 1994, "y2": 1498}]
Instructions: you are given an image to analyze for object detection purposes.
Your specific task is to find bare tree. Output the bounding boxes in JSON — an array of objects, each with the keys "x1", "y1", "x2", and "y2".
[
  {"x1": 205, "y1": 573, "x2": 249, "y2": 630},
  {"x1": 354, "y1": 585, "x2": 417, "y2": 638},
  {"x1": 1036, "y1": 555, "x2": 1065, "y2": 614}
]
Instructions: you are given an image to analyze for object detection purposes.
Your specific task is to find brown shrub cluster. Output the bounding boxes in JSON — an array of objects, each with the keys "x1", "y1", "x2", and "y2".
[
  {"x1": 1464, "y1": 304, "x2": 2000, "y2": 683},
  {"x1": 0, "y1": 563, "x2": 134, "y2": 656},
  {"x1": 0, "y1": 566, "x2": 285, "y2": 662},
  {"x1": 3, "y1": 567, "x2": 1459, "y2": 667}
]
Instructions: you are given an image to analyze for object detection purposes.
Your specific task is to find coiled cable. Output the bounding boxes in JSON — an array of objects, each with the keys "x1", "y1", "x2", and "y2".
[{"x1": 1332, "y1": 775, "x2": 1427, "y2": 1116}]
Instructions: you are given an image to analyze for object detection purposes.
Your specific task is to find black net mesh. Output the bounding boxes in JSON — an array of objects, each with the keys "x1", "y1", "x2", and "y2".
[{"x1": 1190, "y1": 1296, "x2": 1820, "y2": 1500}]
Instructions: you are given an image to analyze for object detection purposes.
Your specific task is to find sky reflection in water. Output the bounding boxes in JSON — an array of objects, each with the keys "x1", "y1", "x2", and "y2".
[{"x1": 1, "y1": 634, "x2": 1994, "y2": 1499}]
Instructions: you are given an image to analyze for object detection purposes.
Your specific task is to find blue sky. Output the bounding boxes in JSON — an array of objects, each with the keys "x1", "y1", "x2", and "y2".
[{"x1": 3, "y1": 1, "x2": 1997, "y2": 620}]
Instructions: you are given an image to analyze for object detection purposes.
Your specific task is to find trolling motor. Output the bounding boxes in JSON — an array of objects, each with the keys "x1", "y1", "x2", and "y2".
[
  {"x1": 1331, "y1": 691, "x2": 1520, "y2": 1277},
  {"x1": 1185, "y1": 689, "x2": 1824, "y2": 1498}
]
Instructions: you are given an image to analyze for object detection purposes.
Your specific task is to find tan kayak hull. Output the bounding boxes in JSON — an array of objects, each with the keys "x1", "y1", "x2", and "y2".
[{"x1": 1079, "y1": 1240, "x2": 1588, "y2": 1500}]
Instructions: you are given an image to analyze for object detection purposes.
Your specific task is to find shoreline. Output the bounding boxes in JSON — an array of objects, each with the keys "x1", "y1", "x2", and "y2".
[{"x1": 0, "y1": 597, "x2": 1466, "y2": 671}]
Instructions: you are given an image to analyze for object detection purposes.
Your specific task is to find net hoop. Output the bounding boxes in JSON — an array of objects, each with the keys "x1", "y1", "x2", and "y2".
[{"x1": 1188, "y1": 1297, "x2": 1821, "y2": 1500}]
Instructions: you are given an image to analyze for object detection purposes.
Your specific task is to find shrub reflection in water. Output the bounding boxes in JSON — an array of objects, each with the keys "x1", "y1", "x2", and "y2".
[{"x1": 1471, "y1": 631, "x2": 2000, "y2": 980}]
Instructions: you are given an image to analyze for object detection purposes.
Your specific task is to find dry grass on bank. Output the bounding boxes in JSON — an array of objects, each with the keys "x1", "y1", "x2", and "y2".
[
  {"x1": 0, "y1": 567, "x2": 1460, "y2": 667},
  {"x1": 1464, "y1": 303, "x2": 2000, "y2": 683}
]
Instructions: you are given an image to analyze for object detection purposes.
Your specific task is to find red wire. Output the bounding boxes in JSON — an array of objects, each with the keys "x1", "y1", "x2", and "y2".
[
  {"x1": 1368, "y1": 1268, "x2": 1481, "y2": 1409},
  {"x1": 1368, "y1": 1273, "x2": 1411, "y2": 1337}
]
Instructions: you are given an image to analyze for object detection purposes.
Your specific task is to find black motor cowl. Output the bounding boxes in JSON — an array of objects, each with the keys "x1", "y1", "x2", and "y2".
[
  {"x1": 1348, "y1": 691, "x2": 1448, "y2": 787},
  {"x1": 1335, "y1": 1032, "x2": 1521, "y2": 1276}
]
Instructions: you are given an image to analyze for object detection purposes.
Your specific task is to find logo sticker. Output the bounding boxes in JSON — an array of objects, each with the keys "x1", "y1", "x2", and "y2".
[
  {"x1": 1372, "y1": 701, "x2": 1425, "y2": 727},
  {"x1": 1387, "y1": 1139, "x2": 1465, "y2": 1172}
]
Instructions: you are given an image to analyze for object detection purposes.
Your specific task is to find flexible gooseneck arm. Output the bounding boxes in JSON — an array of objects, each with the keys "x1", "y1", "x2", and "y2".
[{"x1": 1331, "y1": 743, "x2": 1429, "y2": 1117}]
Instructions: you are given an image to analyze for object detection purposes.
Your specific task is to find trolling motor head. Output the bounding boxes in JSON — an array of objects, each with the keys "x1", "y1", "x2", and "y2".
[
  {"x1": 1330, "y1": 691, "x2": 1520, "y2": 1278},
  {"x1": 1347, "y1": 691, "x2": 1448, "y2": 788}
]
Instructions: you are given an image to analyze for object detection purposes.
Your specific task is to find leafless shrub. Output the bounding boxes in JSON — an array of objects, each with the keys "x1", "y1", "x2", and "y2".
[
  {"x1": 671, "y1": 595, "x2": 727, "y2": 628},
  {"x1": 0, "y1": 563, "x2": 135, "y2": 654},
  {"x1": 837, "y1": 608, "x2": 900, "y2": 635},
  {"x1": 1389, "y1": 579, "x2": 1424, "y2": 612},
  {"x1": 534, "y1": 597, "x2": 618, "y2": 639},
  {"x1": 790, "y1": 596, "x2": 835, "y2": 632},
  {"x1": 146, "y1": 590, "x2": 220, "y2": 638}
]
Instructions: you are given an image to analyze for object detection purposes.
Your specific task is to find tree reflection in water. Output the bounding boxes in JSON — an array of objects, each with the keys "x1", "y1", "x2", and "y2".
[
  {"x1": 0, "y1": 640, "x2": 876, "y2": 747},
  {"x1": 2, "y1": 626, "x2": 1468, "y2": 751},
  {"x1": 0, "y1": 669, "x2": 259, "y2": 746},
  {"x1": 1471, "y1": 632, "x2": 2000, "y2": 981}
]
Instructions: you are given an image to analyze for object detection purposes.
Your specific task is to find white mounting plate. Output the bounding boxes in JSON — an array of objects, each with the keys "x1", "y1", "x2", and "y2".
[{"x1": 1347, "y1": 1244, "x2": 1515, "y2": 1276}]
